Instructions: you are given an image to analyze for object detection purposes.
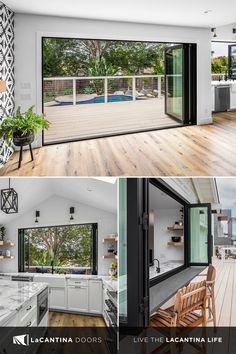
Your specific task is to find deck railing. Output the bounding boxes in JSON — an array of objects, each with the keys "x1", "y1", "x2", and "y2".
[{"x1": 44, "y1": 75, "x2": 165, "y2": 105}]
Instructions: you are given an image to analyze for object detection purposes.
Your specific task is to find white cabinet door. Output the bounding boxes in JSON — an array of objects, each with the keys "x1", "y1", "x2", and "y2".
[
  {"x1": 49, "y1": 287, "x2": 66, "y2": 310},
  {"x1": 67, "y1": 286, "x2": 88, "y2": 312},
  {"x1": 89, "y1": 280, "x2": 102, "y2": 314}
]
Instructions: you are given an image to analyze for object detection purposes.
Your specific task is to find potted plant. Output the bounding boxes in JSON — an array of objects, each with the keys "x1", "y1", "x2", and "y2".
[{"x1": 0, "y1": 106, "x2": 50, "y2": 146}]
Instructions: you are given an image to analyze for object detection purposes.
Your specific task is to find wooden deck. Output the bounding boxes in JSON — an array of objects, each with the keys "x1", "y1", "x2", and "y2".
[
  {"x1": 1, "y1": 112, "x2": 236, "y2": 176},
  {"x1": 162, "y1": 257, "x2": 236, "y2": 327},
  {"x1": 44, "y1": 98, "x2": 178, "y2": 143}
]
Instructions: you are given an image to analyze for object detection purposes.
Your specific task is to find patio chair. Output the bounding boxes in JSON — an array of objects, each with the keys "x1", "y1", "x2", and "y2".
[
  {"x1": 198, "y1": 264, "x2": 216, "y2": 328},
  {"x1": 150, "y1": 281, "x2": 207, "y2": 354}
]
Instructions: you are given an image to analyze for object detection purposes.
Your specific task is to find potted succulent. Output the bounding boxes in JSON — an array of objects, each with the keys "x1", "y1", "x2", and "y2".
[{"x1": 0, "y1": 106, "x2": 50, "y2": 146}]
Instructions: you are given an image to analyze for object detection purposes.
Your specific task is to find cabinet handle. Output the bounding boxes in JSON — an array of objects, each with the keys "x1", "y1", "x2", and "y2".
[
  {"x1": 26, "y1": 305, "x2": 32, "y2": 311},
  {"x1": 27, "y1": 321, "x2": 32, "y2": 327}
]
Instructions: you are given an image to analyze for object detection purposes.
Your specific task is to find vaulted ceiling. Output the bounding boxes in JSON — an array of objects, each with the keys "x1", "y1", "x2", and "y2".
[{"x1": 0, "y1": 178, "x2": 117, "y2": 223}]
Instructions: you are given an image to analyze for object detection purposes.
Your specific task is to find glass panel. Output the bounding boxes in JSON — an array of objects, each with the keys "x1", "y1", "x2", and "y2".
[
  {"x1": 165, "y1": 46, "x2": 183, "y2": 120},
  {"x1": 22, "y1": 224, "x2": 94, "y2": 274},
  {"x1": 229, "y1": 45, "x2": 236, "y2": 79},
  {"x1": 190, "y1": 207, "x2": 208, "y2": 263},
  {"x1": 119, "y1": 178, "x2": 127, "y2": 322}
]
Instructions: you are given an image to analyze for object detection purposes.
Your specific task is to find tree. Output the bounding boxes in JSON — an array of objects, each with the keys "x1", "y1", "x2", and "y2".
[
  {"x1": 211, "y1": 56, "x2": 228, "y2": 74},
  {"x1": 25, "y1": 224, "x2": 93, "y2": 270},
  {"x1": 43, "y1": 38, "x2": 167, "y2": 77}
]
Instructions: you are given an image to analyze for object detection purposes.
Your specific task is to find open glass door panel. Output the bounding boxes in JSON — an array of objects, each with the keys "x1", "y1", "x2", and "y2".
[
  {"x1": 187, "y1": 203, "x2": 212, "y2": 265},
  {"x1": 228, "y1": 44, "x2": 236, "y2": 79},
  {"x1": 165, "y1": 45, "x2": 183, "y2": 121}
]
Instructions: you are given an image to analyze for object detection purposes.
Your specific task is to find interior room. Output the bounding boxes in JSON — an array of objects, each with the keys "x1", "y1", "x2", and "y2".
[
  {"x1": 0, "y1": 177, "x2": 118, "y2": 328},
  {"x1": 149, "y1": 182, "x2": 184, "y2": 280},
  {"x1": 1, "y1": 1, "x2": 236, "y2": 176}
]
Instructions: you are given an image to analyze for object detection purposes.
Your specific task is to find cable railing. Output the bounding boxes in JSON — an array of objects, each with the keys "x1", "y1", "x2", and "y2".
[{"x1": 43, "y1": 75, "x2": 165, "y2": 105}]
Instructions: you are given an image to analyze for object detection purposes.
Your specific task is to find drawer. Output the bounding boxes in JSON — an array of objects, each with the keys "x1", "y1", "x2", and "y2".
[
  {"x1": 67, "y1": 278, "x2": 88, "y2": 286},
  {"x1": 19, "y1": 297, "x2": 37, "y2": 323},
  {"x1": 34, "y1": 276, "x2": 66, "y2": 288},
  {"x1": 20, "y1": 310, "x2": 37, "y2": 327}
]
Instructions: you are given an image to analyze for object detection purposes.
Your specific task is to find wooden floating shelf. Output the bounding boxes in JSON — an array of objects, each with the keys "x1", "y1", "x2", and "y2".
[
  {"x1": 168, "y1": 242, "x2": 184, "y2": 247},
  {"x1": 0, "y1": 256, "x2": 15, "y2": 259},
  {"x1": 103, "y1": 255, "x2": 118, "y2": 259},
  {"x1": 167, "y1": 226, "x2": 183, "y2": 231},
  {"x1": 102, "y1": 237, "x2": 118, "y2": 243},
  {"x1": 0, "y1": 241, "x2": 15, "y2": 247}
]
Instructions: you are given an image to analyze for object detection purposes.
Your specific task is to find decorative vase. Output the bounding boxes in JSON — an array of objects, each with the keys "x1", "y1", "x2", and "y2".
[{"x1": 13, "y1": 131, "x2": 34, "y2": 147}]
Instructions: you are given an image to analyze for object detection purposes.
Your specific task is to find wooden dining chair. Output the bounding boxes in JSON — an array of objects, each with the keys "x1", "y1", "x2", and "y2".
[
  {"x1": 149, "y1": 281, "x2": 207, "y2": 354},
  {"x1": 199, "y1": 264, "x2": 216, "y2": 327}
]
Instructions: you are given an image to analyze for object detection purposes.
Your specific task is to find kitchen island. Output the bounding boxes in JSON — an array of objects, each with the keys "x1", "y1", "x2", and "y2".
[{"x1": 0, "y1": 280, "x2": 48, "y2": 327}]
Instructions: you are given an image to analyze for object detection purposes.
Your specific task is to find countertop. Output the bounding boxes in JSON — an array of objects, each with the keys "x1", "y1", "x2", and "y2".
[
  {"x1": 211, "y1": 80, "x2": 236, "y2": 86},
  {"x1": 0, "y1": 273, "x2": 118, "y2": 291},
  {"x1": 0, "y1": 280, "x2": 48, "y2": 326}
]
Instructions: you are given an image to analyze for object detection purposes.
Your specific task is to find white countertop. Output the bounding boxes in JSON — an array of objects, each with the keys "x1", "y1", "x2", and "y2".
[
  {"x1": 211, "y1": 80, "x2": 236, "y2": 86},
  {"x1": 0, "y1": 273, "x2": 118, "y2": 291},
  {"x1": 0, "y1": 280, "x2": 48, "y2": 326}
]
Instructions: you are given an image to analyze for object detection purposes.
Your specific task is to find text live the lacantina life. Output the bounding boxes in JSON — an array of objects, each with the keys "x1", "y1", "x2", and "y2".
[{"x1": 133, "y1": 336, "x2": 223, "y2": 343}]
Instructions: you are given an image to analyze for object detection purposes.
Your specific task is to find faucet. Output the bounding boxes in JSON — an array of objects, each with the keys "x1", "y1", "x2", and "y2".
[
  {"x1": 153, "y1": 258, "x2": 160, "y2": 273},
  {"x1": 51, "y1": 260, "x2": 55, "y2": 274}
]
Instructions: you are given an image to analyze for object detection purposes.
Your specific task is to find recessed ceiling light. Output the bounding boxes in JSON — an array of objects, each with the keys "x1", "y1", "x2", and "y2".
[{"x1": 204, "y1": 10, "x2": 212, "y2": 14}]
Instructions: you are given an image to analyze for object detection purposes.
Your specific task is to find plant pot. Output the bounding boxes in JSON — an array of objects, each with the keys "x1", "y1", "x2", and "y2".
[
  {"x1": 172, "y1": 236, "x2": 181, "y2": 243},
  {"x1": 13, "y1": 131, "x2": 34, "y2": 147}
]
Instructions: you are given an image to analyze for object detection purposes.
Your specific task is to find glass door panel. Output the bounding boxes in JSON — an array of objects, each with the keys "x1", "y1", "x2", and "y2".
[
  {"x1": 228, "y1": 44, "x2": 236, "y2": 79},
  {"x1": 188, "y1": 204, "x2": 211, "y2": 265},
  {"x1": 165, "y1": 45, "x2": 183, "y2": 121},
  {"x1": 119, "y1": 178, "x2": 127, "y2": 323}
]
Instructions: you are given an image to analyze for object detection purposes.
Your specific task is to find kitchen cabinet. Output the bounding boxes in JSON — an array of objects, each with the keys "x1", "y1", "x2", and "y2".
[
  {"x1": 67, "y1": 285, "x2": 89, "y2": 312},
  {"x1": 89, "y1": 280, "x2": 103, "y2": 314},
  {"x1": 49, "y1": 287, "x2": 66, "y2": 310}
]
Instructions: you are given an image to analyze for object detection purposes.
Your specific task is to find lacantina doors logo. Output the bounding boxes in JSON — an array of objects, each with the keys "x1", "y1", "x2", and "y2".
[
  {"x1": 13, "y1": 334, "x2": 30, "y2": 346},
  {"x1": 13, "y1": 334, "x2": 102, "y2": 345}
]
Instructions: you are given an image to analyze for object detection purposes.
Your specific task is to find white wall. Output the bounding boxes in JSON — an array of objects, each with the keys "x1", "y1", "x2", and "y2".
[
  {"x1": 14, "y1": 13, "x2": 212, "y2": 147},
  {"x1": 0, "y1": 195, "x2": 117, "y2": 274},
  {"x1": 153, "y1": 209, "x2": 184, "y2": 263},
  {"x1": 213, "y1": 23, "x2": 236, "y2": 42}
]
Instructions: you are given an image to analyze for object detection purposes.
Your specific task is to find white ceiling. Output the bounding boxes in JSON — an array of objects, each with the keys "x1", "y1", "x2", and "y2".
[
  {"x1": 149, "y1": 183, "x2": 181, "y2": 210},
  {"x1": 0, "y1": 178, "x2": 117, "y2": 223},
  {"x1": 3, "y1": 0, "x2": 236, "y2": 28}
]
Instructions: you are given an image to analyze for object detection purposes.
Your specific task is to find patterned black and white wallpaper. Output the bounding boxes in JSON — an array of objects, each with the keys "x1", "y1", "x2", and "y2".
[{"x1": 0, "y1": 1, "x2": 14, "y2": 168}]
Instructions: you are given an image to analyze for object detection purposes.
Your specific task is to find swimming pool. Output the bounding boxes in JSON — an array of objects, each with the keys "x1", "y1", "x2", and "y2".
[{"x1": 52, "y1": 94, "x2": 137, "y2": 106}]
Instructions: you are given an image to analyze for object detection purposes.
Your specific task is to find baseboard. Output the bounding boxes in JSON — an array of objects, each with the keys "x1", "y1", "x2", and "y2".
[{"x1": 197, "y1": 117, "x2": 213, "y2": 125}]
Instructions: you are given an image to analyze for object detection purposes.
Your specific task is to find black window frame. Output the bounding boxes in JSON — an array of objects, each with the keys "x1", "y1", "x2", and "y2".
[
  {"x1": 149, "y1": 178, "x2": 190, "y2": 287},
  {"x1": 42, "y1": 37, "x2": 197, "y2": 146},
  {"x1": 18, "y1": 222, "x2": 98, "y2": 275}
]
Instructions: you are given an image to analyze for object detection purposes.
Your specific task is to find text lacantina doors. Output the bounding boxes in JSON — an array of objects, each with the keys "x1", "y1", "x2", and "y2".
[
  {"x1": 165, "y1": 43, "x2": 197, "y2": 125},
  {"x1": 119, "y1": 178, "x2": 149, "y2": 327},
  {"x1": 186, "y1": 203, "x2": 212, "y2": 266},
  {"x1": 228, "y1": 44, "x2": 236, "y2": 79}
]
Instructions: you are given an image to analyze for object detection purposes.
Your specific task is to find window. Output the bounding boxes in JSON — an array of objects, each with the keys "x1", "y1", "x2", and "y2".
[{"x1": 18, "y1": 223, "x2": 98, "y2": 274}]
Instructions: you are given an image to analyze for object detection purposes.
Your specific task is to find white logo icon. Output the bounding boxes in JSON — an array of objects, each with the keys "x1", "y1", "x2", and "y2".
[{"x1": 13, "y1": 334, "x2": 30, "y2": 346}]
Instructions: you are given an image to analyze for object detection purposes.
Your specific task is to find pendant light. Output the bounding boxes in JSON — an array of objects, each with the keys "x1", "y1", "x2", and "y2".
[
  {"x1": 69, "y1": 207, "x2": 75, "y2": 221},
  {"x1": 1, "y1": 178, "x2": 18, "y2": 214},
  {"x1": 35, "y1": 210, "x2": 40, "y2": 223}
]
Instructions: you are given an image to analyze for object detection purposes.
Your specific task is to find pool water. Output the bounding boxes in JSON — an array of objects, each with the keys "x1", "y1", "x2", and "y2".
[{"x1": 52, "y1": 94, "x2": 136, "y2": 106}]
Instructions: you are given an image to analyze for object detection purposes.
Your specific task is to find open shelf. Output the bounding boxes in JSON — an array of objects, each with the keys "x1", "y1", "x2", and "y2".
[
  {"x1": 167, "y1": 225, "x2": 183, "y2": 231},
  {"x1": 102, "y1": 236, "x2": 118, "y2": 243},
  {"x1": 0, "y1": 256, "x2": 15, "y2": 260},
  {"x1": 103, "y1": 255, "x2": 118, "y2": 260},
  {"x1": 0, "y1": 241, "x2": 15, "y2": 247},
  {"x1": 168, "y1": 242, "x2": 184, "y2": 247}
]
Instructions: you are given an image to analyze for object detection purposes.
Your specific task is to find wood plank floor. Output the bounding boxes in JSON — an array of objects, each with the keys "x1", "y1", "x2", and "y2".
[
  {"x1": 162, "y1": 257, "x2": 236, "y2": 327},
  {"x1": 1, "y1": 112, "x2": 236, "y2": 176},
  {"x1": 49, "y1": 311, "x2": 106, "y2": 327},
  {"x1": 44, "y1": 99, "x2": 178, "y2": 143}
]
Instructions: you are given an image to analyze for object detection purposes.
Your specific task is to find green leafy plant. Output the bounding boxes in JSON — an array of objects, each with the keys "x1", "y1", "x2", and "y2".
[
  {"x1": 0, "y1": 106, "x2": 50, "y2": 144},
  {"x1": 63, "y1": 88, "x2": 73, "y2": 95}
]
